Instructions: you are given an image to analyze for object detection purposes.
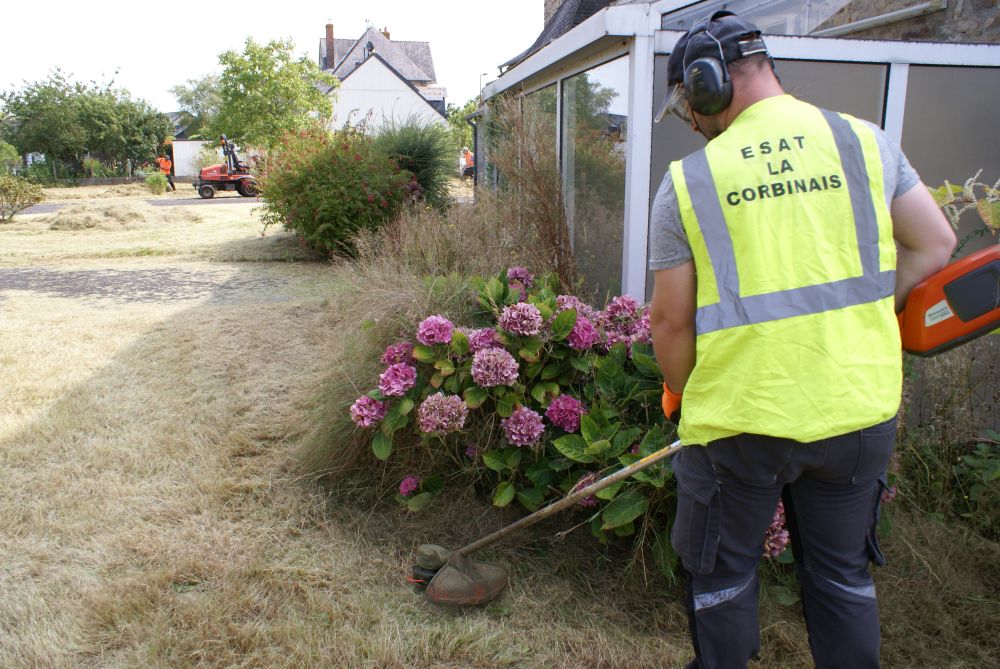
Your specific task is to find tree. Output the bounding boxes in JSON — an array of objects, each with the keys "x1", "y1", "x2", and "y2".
[
  {"x1": 446, "y1": 98, "x2": 479, "y2": 152},
  {"x1": 1, "y1": 70, "x2": 87, "y2": 179},
  {"x1": 0, "y1": 140, "x2": 19, "y2": 174},
  {"x1": 1, "y1": 70, "x2": 172, "y2": 179},
  {"x1": 169, "y1": 74, "x2": 221, "y2": 139},
  {"x1": 211, "y1": 38, "x2": 338, "y2": 150}
]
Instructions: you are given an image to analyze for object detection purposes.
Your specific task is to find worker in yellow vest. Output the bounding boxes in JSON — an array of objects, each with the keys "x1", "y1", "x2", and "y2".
[{"x1": 648, "y1": 12, "x2": 955, "y2": 669}]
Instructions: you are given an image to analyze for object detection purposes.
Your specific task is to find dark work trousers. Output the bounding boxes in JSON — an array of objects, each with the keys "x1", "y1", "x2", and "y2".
[
  {"x1": 672, "y1": 417, "x2": 895, "y2": 669},
  {"x1": 164, "y1": 173, "x2": 176, "y2": 191}
]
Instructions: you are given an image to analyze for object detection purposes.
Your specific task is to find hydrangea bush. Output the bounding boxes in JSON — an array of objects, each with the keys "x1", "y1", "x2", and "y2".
[{"x1": 350, "y1": 268, "x2": 793, "y2": 574}]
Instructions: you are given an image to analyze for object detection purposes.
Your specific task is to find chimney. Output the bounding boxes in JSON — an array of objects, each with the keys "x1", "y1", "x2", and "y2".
[
  {"x1": 325, "y1": 23, "x2": 335, "y2": 69},
  {"x1": 381, "y1": 26, "x2": 390, "y2": 40}
]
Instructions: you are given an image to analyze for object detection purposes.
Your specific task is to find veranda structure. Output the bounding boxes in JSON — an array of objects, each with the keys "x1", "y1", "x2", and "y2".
[{"x1": 479, "y1": 0, "x2": 1000, "y2": 301}]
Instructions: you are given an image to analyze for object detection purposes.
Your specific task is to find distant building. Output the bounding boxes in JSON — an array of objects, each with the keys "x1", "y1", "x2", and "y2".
[{"x1": 319, "y1": 24, "x2": 447, "y2": 130}]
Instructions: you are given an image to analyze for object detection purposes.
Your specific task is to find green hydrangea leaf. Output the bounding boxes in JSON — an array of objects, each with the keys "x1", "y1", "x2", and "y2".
[
  {"x1": 406, "y1": 492, "x2": 434, "y2": 512},
  {"x1": 463, "y1": 386, "x2": 488, "y2": 409},
  {"x1": 493, "y1": 481, "x2": 516, "y2": 507},
  {"x1": 550, "y1": 308, "x2": 577, "y2": 341},
  {"x1": 412, "y1": 345, "x2": 436, "y2": 363},
  {"x1": 482, "y1": 450, "x2": 508, "y2": 472},
  {"x1": 372, "y1": 432, "x2": 393, "y2": 460},
  {"x1": 601, "y1": 490, "x2": 647, "y2": 529},
  {"x1": 450, "y1": 330, "x2": 470, "y2": 357}
]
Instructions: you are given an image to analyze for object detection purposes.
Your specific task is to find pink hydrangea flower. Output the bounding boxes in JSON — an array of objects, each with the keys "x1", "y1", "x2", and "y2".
[
  {"x1": 556, "y1": 294, "x2": 599, "y2": 322},
  {"x1": 399, "y1": 476, "x2": 420, "y2": 497},
  {"x1": 467, "y1": 327, "x2": 500, "y2": 353},
  {"x1": 381, "y1": 341, "x2": 415, "y2": 366},
  {"x1": 763, "y1": 500, "x2": 790, "y2": 559},
  {"x1": 378, "y1": 363, "x2": 416, "y2": 397},
  {"x1": 498, "y1": 302, "x2": 543, "y2": 336},
  {"x1": 465, "y1": 443, "x2": 479, "y2": 459},
  {"x1": 545, "y1": 394, "x2": 586, "y2": 433},
  {"x1": 349, "y1": 395, "x2": 387, "y2": 427},
  {"x1": 567, "y1": 315, "x2": 600, "y2": 350},
  {"x1": 417, "y1": 315, "x2": 454, "y2": 345},
  {"x1": 416, "y1": 393, "x2": 468, "y2": 435},
  {"x1": 501, "y1": 406, "x2": 544, "y2": 447},
  {"x1": 605, "y1": 295, "x2": 641, "y2": 322},
  {"x1": 471, "y1": 347, "x2": 519, "y2": 387},
  {"x1": 632, "y1": 308, "x2": 652, "y2": 345},
  {"x1": 507, "y1": 267, "x2": 534, "y2": 287},
  {"x1": 571, "y1": 472, "x2": 600, "y2": 507}
]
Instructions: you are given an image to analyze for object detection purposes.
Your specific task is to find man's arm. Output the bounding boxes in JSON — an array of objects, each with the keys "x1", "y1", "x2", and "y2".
[
  {"x1": 891, "y1": 183, "x2": 957, "y2": 312},
  {"x1": 650, "y1": 261, "x2": 697, "y2": 391}
]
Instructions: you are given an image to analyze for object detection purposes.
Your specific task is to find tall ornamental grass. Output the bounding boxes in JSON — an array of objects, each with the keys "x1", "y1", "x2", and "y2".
[{"x1": 374, "y1": 117, "x2": 454, "y2": 210}]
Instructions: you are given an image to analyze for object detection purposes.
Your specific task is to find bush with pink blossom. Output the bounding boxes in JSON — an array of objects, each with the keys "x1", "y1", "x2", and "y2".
[{"x1": 347, "y1": 267, "x2": 792, "y2": 578}]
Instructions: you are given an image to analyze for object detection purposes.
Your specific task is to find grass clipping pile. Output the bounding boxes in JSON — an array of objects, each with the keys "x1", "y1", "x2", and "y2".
[{"x1": 42, "y1": 201, "x2": 202, "y2": 231}]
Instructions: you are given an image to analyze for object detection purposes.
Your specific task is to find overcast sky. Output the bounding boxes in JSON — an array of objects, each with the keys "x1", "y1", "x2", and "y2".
[{"x1": 2, "y1": 0, "x2": 543, "y2": 112}]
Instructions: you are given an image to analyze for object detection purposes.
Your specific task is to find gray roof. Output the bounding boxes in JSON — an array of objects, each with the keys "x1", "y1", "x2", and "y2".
[
  {"x1": 321, "y1": 27, "x2": 437, "y2": 84},
  {"x1": 501, "y1": 0, "x2": 612, "y2": 71},
  {"x1": 319, "y1": 37, "x2": 357, "y2": 70}
]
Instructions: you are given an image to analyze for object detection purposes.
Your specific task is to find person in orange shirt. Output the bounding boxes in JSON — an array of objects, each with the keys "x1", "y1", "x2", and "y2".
[
  {"x1": 461, "y1": 147, "x2": 474, "y2": 179},
  {"x1": 155, "y1": 154, "x2": 176, "y2": 191}
]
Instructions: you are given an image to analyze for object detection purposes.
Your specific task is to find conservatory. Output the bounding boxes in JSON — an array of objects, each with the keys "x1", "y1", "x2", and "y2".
[{"x1": 478, "y1": 0, "x2": 1000, "y2": 301}]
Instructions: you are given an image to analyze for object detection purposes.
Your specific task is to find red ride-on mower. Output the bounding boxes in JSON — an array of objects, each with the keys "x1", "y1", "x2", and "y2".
[{"x1": 193, "y1": 135, "x2": 260, "y2": 199}]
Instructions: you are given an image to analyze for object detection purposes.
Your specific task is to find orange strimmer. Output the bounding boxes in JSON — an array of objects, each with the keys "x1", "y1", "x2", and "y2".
[{"x1": 899, "y1": 245, "x2": 1000, "y2": 356}]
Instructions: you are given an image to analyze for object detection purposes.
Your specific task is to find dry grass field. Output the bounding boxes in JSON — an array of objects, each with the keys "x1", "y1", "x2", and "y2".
[{"x1": 1, "y1": 189, "x2": 996, "y2": 668}]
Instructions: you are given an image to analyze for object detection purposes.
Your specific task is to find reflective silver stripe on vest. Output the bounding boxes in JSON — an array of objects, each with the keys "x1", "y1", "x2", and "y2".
[
  {"x1": 681, "y1": 109, "x2": 895, "y2": 335},
  {"x1": 693, "y1": 576, "x2": 755, "y2": 611}
]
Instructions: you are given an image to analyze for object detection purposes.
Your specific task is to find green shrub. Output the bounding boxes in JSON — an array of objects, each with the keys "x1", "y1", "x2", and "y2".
[
  {"x1": 0, "y1": 140, "x2": 20, "y2": 174},
  {"x1": 259, "y1": 127, "x2": 416, "y2": 255},
  {"x1": 374, "y1": 117, "x2": 453, "y2": 209},
  {"x1": 145, "y1": 171, "x2": 168, "y2": 195},
  {"x1": 0, "y1": 173, "x2": 44, "y2": 222}
]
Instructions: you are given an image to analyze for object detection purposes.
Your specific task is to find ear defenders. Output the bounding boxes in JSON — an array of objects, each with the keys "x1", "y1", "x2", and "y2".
[{"x1": 682, "y1": 18, "x2": 733, "y2": 117}]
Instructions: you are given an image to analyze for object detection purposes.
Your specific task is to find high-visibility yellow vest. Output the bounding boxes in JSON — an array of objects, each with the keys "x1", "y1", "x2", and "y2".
[{"x1": 669, "y1": 94, "x2": 901, "y2": 445}]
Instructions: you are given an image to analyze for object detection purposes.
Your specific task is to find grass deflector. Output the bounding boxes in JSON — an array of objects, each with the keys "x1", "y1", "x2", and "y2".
[{"x1": 412, "y1": 439, "x2": 684, "y2": 606}]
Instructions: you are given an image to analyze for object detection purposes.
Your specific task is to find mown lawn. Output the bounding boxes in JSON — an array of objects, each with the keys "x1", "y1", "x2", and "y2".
[{"x1": 1, "y1": 195, "x2": 996, "y2": 668}]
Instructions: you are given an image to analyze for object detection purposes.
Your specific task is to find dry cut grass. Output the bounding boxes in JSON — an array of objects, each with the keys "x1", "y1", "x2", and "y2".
[
  {"x1": 1, "y1": 204, "x2": 321, "y2": 266},
  {"x1": 2, "y1": 185, "x2": 997, "y2": 669}
]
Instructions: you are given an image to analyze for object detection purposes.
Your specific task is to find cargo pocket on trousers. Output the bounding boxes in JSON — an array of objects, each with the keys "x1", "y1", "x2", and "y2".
[
  {"x1": 671, "y1": 451, "x2": 722, "y2": 576},
  {"x1": 866, "y1": 476, "x2": 888, "y2": 567}
]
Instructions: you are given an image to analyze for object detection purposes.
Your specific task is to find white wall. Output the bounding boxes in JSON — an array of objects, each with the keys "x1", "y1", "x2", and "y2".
[
  {"x1": 171, "y1": 140, "x2": 209, "y2": 177},
  {"x1": 330, "y1": 57, "x2": 446, "y2": 131}
]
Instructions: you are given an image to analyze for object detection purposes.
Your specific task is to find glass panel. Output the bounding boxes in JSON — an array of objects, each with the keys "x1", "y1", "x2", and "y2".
[
  {"x1": 661, "y1": 0, "x2": 852, "y2": 35},
  {"x1": 523, "y1": 84, "x2": 558, "y2": 169},
  {"x1": 646, "y1": 56, "x2": 888, "y2": 300},
  {"x1": 902, "y1": 65, "x2": 1000, "y2": 257},
  {"x1": 562, "y1": 56, "x2": 630, "y2": 302}
]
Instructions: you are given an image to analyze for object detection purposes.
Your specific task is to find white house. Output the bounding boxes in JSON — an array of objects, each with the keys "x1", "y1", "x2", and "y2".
[{"x1": 319, "y1": 24, "x2": 447, "y2": 131}]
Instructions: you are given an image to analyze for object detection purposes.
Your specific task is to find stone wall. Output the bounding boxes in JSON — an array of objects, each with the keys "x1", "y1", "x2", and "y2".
[{"x1": 821, "y1": 0, "x2": 1000, "y2": 43}]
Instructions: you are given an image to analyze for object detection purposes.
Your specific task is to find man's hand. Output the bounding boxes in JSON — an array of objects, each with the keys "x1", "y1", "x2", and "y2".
[{"x1": 662, "y1": 382, "x2": 683, "y2": 423}]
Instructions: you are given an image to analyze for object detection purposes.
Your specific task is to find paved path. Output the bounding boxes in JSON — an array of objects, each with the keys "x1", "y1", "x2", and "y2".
[
  {"x1": 0, "y1": 265, "x2": 287, "y2": 304},
  {"x1": 23, "y1": 196, "x2": 258, "y2": 216}
]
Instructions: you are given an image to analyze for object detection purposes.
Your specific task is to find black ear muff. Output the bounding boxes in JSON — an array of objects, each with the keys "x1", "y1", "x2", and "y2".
[{"x1": 684, "y1": 56, "x2": 732, "y2": 116}]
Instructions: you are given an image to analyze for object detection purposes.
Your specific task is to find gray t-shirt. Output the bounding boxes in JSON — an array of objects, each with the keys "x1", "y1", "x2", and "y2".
[{"x1": 648, "y1": 120, "x2": 922, "y2": 271}]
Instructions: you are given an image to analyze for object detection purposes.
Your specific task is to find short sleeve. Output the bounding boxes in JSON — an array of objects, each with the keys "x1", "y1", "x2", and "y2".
[{"x1": 648, "y1": 170, "x2": 693, "y2": 271}]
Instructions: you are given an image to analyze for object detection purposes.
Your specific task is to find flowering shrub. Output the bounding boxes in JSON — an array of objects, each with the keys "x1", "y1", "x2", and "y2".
[
  {"x1": 349, "y1": 267, "x2": 791, "y2": 574},
  {"x1": 258, "y1": 127, "x2": 416, "y2": 254}
]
